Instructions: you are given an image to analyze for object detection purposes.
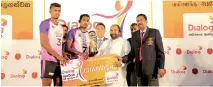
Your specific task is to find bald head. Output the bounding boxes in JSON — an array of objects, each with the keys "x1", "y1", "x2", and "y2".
[{"x1": 110, "y1": 24, "x2": 121, "y2": 32}]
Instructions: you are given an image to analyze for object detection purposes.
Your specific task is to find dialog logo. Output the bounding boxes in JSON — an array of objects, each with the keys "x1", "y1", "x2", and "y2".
[
  {"x1": 10, "y1": 69, "x2": 27, "y2": 79},
  {"x1": 171, "y1": 65, "x2": 187, "y2": 74},
  {"x1": 184, "y1": 13, "x2": 213, "y2": 38},
  {"x1": 1, "y1": 18, "x2": 7, "y2": 38},
  {"x1": 1, "y1": 49, "x2": 9, "y2": 60},
  {"x1": 105, "y1": 71, "x2": 119, "y2": 84},
  {"x1": 186, "y1": 45, "x2": 202, "y2": 55}
]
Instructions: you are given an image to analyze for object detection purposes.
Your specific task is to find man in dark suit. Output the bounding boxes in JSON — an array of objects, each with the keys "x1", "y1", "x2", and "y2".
[
  {"x1": 126, "y1": 23, "x2": 139, "y2": 86},
  {"x1": 88, "y1": 23, "x2": 109, "y2": 57},
  {"x1": 130, "y1": 13, "x2": 165, "y2": 86},
  {"x1": 95, "y1": 22, "x2": 109, "y2": 50}
]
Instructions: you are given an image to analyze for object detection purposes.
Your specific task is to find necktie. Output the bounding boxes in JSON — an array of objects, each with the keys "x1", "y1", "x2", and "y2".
[
  {"x1": 140, "y1": 32, "x2": 144, "y2": 61},
  {"x1": 97, "y1": 39, "x2": 102, "y2": 49}
]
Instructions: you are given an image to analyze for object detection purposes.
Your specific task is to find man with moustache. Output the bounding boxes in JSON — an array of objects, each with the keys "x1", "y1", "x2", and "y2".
[
  {"x1": 130, "y1": 14, "x2": 165, "y2": 86},
  {"x1": 39, "y1": 3, "x2": 68, "y2": 86},
  {"x1": 66, "y1": 14, "x2": 90, "y2": 60},
  {"x1": 126, "y1": 23, "x2": 139, "y2": 86},
  {"x1": 96, "y1": 24, "x2": 131, "y2": 86}
]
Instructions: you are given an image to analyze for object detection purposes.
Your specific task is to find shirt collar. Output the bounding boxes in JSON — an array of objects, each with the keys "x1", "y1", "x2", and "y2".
[
  {"x1": 140, "y1": 27, "x2": 147, "y2": 33},
  {"x1": 49, "y1": 18, "x2": 59, "y2": 26},
  {"x1": 112, "y1": 37, "x2": 120, "y2": 41},
  {"x1": 97, "y1": 37, "x2": 104, "y2": 40}
]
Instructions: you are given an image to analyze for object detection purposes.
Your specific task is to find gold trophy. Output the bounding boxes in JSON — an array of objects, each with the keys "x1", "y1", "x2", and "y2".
[{"x1": 89, "y1": 31, "x2": 98, "y2": 57}]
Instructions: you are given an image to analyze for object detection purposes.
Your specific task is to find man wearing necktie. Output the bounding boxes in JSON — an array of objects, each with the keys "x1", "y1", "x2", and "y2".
[
  {"x1": 130, "y1": 14, "x2": 165, "y2": 86},
  {"x1": 95, "y1": 22, "x2": 108, "y2": 50}
]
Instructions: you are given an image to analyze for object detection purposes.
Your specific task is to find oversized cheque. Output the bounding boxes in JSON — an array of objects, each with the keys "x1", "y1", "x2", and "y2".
[{"x1": 61, "y1": 54, "x2": 122, "y2": 86}]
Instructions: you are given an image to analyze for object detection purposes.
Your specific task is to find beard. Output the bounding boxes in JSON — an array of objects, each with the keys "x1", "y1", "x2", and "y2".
[
  {"x1": 80, "y1": 24, "x2": 88, "y2": 29},
  {"x1": 53, "y1": 15, "x2": 59, "y2": 19},
  {"x1": 110, "y1": 34, "x2": 118, "y2": 39}
]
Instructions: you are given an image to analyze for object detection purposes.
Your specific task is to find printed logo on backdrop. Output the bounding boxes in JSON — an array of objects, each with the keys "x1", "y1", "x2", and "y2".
[
  {"x1": 31, "y1": 72, "x2": 38, "y2": 79},
  {"x1": 170, "y1": 65, "x2": 187, "y2": 74},
  {"x1": 1, "y1": 69, "x2": 6, "y2": 80},
  {"x1": 92, "y1": 0, "x2": 133, "y2": 37},
  {"x1": 203, "y1": 69, "x2": 213, "y2": 74},
  {"x1": 1, "y1": 18, "x2": 7, "y2": 38},
  {"x1": 164, "y1": 46, "x2": 171, "y2": 55},
  {"x1": 192, "y1": 64, "x2": 213, "y2": 74},
  {"x1": 26, "y1": 50, "x2": 41, "y2": 59},
  {"x1": 162, "y1": 65, "x2": 188, "y2": 85},
  {"x1": 14, "y1": 51, "x2": 21, "y2": 60},
  {"x1": 184, "y1": 14, "x2": 213, "y2": 37},
  {"x1": 186, "y1": 45, "x2": 202, "y2": 55},
  {"x1": 176, "y1": 46, "x2": 182, "y2": 55},
  {"x1": 58, "y1": 20, "x2": 99, "y2": 30},
  {"x1": 1, "y1": 73, "x2": 6, "y2": 80},
  {"x1": 207, "y1": 48, "x2": 213, "y2": 55},
  {"x1": 163, "y1": 1, "x2": 213, "y2": 38},
  {"x1": 61, "y1": 59, "x2": 87, "y2": 82},
  {"x1": 192, "y1": 64, "x2": 199, "y2": 75},
  {"x1": 10, "y1": 69, "x2": 27, "y2": 79},
  {"x1": 1, "y1": 16, "x2": 12, "y2": 40},
  {"x1": 1, "y1": 49, "x2": 10, "y2": 60},
  {"x1": 175, "y1": 45, "x2": 204, "y2": 55}
]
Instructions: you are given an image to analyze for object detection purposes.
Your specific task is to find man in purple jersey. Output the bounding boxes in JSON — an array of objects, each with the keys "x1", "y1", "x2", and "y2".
[
  {"x1": 66, "y1": 14, "x2": 90, "y2": 60},
  {"x1": 40, "y1": 3, "x2": 68, "y2": 86}
]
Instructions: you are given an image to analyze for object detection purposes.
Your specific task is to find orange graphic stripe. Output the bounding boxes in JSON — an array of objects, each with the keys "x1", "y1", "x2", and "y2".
[{"x1": 1, "y1": 0, "x2": 33, "y2": 40}]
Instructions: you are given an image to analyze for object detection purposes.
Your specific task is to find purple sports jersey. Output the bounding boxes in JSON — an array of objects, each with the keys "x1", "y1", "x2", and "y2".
[
  {"x1": 39, "y1": 18, "x2": 63, "y2": 62},
  {"x1": 67, "y1": 28, "x2": 90, "y2": 59}
]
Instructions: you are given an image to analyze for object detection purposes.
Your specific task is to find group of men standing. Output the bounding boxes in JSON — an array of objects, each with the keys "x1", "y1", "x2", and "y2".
[{"x1": 39, "y1": 3, "x2": 165, "y2": 86}]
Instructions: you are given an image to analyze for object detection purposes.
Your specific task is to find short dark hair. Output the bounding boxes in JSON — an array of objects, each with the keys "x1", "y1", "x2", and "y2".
[
  {"x1": 79, "y1": 14, "x2": 90, "y2": 22},
  {"x1": 96, "y1": 22, "x2": 105, "y2": 29},
  {"x1": 130, "y1": 23, "x2": 137, "y2": 31},
  {"x1": 61, "y1": 24, "x2": 68, "y2": 29},
  {"x1": 137, "y1": 13, "x2": 147, "y2": 21},
  {"x1": 89, "y1": 31, "x2": 96, "y2": 34},
  {"x1": 50, "y1": 3, "x2": 61, "y2": 9},
  {"x1": 111, "y1": 24, "x2": 121, "y2": 33}
]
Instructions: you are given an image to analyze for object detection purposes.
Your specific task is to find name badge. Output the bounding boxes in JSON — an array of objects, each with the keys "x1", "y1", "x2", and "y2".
[{"x1": 147, "y1": 37, "x2": 153, "y2": 45}]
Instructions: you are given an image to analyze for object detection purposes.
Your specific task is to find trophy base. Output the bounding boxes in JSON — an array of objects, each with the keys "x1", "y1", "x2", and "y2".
[{"x1": 89, "y1": 52, "x2": 98, "y2": 57}]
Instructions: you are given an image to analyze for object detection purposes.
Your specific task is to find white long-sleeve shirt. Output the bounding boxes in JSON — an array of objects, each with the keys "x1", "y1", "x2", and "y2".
[
  {"x1": 96, "y1": 37, "x2": 131, "y2": 86},
  {"x1": 97, "y1": 37, "x2": 130, "y2": 58}
]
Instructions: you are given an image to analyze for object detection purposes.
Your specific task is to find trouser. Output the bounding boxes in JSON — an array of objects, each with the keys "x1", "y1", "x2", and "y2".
[
  {"x1": 137, "y1": 61, "x2": 159, "y2": 86},
  {"x1": 127, "y1": 62, "x2": 138, "y2": 86}
]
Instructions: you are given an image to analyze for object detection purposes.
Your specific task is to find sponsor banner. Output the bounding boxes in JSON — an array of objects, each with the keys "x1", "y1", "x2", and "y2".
[
  {"x1": 61, "y1": 54, "x2": 120, "y2": 86},
  {"x1": 1, "y1": 0, "x2": 33, "y2": 40},
  {"x1": 184, "y1": 13, "x2": 213, "y2": 38},
  {"x1": 163, "y1": 1, "x2": 213, "y2": 38}
]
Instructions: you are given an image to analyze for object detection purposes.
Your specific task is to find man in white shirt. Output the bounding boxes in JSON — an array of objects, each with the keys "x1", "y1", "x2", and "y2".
[{"x1": 96, "y1": 24, "x2": 131, "y2": 86}]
